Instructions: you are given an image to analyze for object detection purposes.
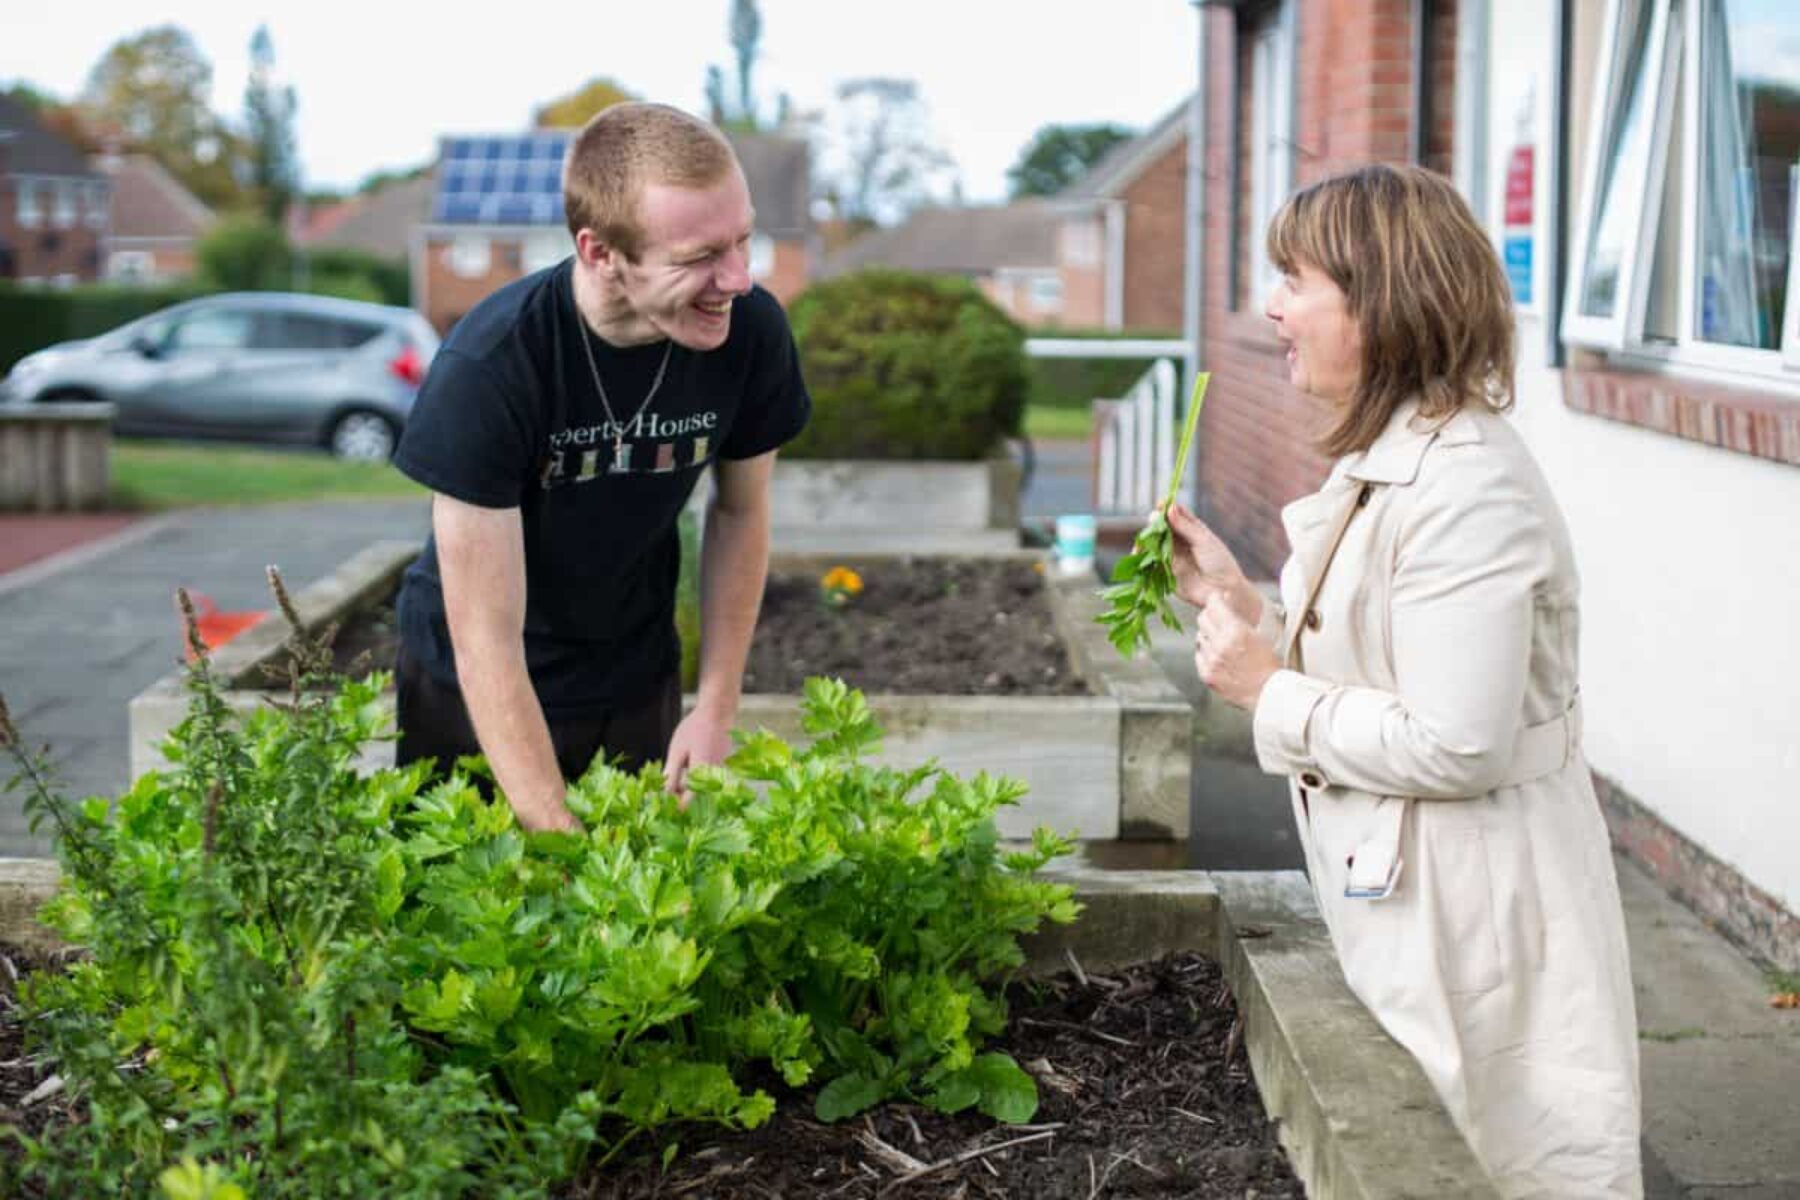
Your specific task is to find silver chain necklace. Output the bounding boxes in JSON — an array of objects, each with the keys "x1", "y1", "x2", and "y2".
[{"x1": 574, "y1": 298, "x2": 674, "y2": 458}]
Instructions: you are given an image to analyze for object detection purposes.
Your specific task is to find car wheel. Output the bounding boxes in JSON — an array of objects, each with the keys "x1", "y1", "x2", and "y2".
[{"x1": 328, "y1": 411, "x2": 397, "y2": 461}]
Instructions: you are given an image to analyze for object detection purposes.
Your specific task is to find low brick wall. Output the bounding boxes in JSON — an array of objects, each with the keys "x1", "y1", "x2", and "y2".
[
  {"x1": 0, "y1": 403, "x2": 114, "y2": 512},
  {"x1": 1595, "y1": 772, "x2": 1800, "y2": 972}
]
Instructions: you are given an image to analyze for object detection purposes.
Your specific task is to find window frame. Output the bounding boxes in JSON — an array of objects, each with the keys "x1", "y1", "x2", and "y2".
[
  {"x1": 1786, "y1": 193, "x2": 1800, "y2": 368},
  {"x1": 1561, "y1": 0, "x2": 1682, "y2": 351},
  {"x1": 1247, "y1": 0, "x2": 1297, "y2": 312},
  {"x1": 1564, "y1": 0, "x2": 1800, "y2": 387},
  {"x1": 15, "y1": 179, "x2": 41, "y2": 229},
  {"x1": 52, "y1": 181, "x2": 77, "y2": 229}
]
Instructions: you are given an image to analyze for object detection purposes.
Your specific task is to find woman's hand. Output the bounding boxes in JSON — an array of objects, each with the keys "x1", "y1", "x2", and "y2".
[
  {"x1": 1194, "y1": 598, "x2": 1283, "y2": 711},
  {"x1": 1165, "y1": 503, "x2": 1262, "y2": 625}
]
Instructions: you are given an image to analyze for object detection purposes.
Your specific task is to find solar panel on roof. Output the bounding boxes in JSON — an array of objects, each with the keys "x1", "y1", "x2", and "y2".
[
  {"x1": 495, "y1": 197, "x2": 535, "y2": 224},
  {"x1": 432, "y1": 134, "x2": 569, "y2": 226}
]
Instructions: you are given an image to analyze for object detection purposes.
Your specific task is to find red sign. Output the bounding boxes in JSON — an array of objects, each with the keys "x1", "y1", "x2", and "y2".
[{"x1": 1504, "y1": 146, "x2": 1534, "y2": 227}]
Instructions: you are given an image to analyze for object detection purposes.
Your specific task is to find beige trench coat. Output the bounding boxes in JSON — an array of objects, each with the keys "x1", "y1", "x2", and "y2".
[{"x1": 1249, "y1": 400, "x2": 1641, "y2": 1198}]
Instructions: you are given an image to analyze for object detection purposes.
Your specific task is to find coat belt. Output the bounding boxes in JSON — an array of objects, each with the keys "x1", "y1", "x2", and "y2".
[{"x1": 1498, "y1": 695, "x2": 1582, "y2": 788}]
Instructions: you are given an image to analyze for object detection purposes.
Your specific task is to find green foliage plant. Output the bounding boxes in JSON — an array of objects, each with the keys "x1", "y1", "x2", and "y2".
[
  {"x1": 196, "y1": 216, "x2": 294, "y2": 292},
  {"x1": 786, "y1": 269, "x2": 1028, "y2": 460},
  {"x1": 1097, "y1": 371, "x2": 1211, "y2": 657},
  {"x1": 0, "y1": 579, "x2": 1076, "y2": 1195}
]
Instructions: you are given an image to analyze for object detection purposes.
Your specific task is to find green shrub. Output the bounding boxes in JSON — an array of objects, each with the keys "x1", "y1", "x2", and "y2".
[
  {"x1": 197, "y1": 216, "x2": 294, "y2": 291},
  {"x1": 786, "y1": 269, "x2": 1028, "y2": 461},
  {"x1": 302, "y1": 269, "x2": 387, "y2": 305},
  {"x1": 0, "y1": 282, "x2": 213, "y2": 375},
  {"x1": 302, "y1": 248, "x2": 410, "y2": 307}
]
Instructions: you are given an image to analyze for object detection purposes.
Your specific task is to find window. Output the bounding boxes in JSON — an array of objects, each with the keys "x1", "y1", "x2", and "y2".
[
  {"x1": 522, "y1": 230, "x2": 571, "y2": 274},
  {"x1": 108, "y1": 250, "x2": 154, "y2": 282},
  {"x1": 85, "y1": 182, "x2": 108, "y2": 230},
  {"x1": 1029, "y1": 274, "x2": 1065, "y2": 312},
  {"x1": 52, "y1": 182, "x2": 77, "y2": 229},
  {"x1": 168, "y1": 308, "x2": 255, "y2": 352},
  {"x1": 1565, "y1": 0, "x2": 1800, "y2": 379},
  {"x1": 15, "y1": 181, "x2": 40, "y2": 229},
  {"x1": 448, "y1": 235, "x2": 490, "y2": 278},
  {"x1": 1247, "y1": 0, "x2": 1297, "y2": 310},
  {"x1": 252, "y1": 312, "x2": 380, "y2": 351}
]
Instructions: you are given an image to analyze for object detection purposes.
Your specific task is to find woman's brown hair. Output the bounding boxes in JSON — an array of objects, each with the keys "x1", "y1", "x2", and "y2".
[
  {"x1": 1266, "y1": 163, "x2": 1515, "y2": 456},
  {"x1": 563, "y1": 102, "x2": 740, "y2": 262}
]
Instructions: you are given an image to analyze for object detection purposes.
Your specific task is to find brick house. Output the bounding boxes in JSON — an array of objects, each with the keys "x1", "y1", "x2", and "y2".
[
  {"x1": 94, "y1": 152, "x2": 213, "y2": 283},
  {"x1": 0, "y1": 94, "x2": 110, "y2": 284},
  {"x1": 818, "y1": 202, "x2": 1067, "y2": 327},
  {"x1": 416, "y1": 129, "x2": 814, "y2": 334},
  {"x1": 1051, "y1": 102, "x2": 1194, "y2": 333},
  {"x1": 1180, "y1": 0, "x2": 1798, "y2": 966}
]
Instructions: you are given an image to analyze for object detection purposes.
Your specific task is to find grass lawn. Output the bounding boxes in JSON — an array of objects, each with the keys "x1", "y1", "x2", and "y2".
[
  {"x1": 1023, "y1": 405, "x2": 1092, "y2": 441},
  {"x1": 109, "y1": 440, "x2": 427, "y2": 509}
]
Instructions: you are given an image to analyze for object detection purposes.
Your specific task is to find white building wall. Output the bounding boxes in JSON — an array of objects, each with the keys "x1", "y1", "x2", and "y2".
[{"x1": 1476, "y1": 1, "x2": 1800, "y2": 916}]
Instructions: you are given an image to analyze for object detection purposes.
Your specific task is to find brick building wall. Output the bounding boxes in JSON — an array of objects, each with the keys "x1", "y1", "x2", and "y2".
[
  {"x1": 0, "y1": 200, "x2": 105, "y2": 282},
  {"x1": 1194, "y1": 0, "x2": 1452, "y2": 579},
  {"x1": 1120, "y1": 142, "x2": 1187, "y2": 333}
]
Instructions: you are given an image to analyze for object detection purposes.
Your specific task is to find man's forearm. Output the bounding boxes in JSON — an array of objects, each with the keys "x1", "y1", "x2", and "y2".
[
  {"x1": 451, "y1": 636, "x2": 575, "y2": 830},
  {"x1": 694, "y1": 497, "x2": 771, "y2": 720}
]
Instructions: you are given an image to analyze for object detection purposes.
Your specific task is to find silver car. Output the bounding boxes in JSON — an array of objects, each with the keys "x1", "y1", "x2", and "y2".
[{"x1": 0, "y1": 292, "x2": 440, "y2": 461}]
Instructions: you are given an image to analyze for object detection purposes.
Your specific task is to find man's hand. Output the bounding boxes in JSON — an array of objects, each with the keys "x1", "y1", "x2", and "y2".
[
  {"x1": 514, "y1": 797, "x2": 582, "y2": 833},
  {"x1": 665, "y1": 703, "x2": 734, "y2": 802},
  {"x1": 1165, "y1": 502, "x2": 1262, "y2": 624}
]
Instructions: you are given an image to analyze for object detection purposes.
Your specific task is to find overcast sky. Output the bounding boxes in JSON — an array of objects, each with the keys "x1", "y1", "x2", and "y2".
[{"x1": 3, "y1": 0, "x2": 1201, "y2": 201}]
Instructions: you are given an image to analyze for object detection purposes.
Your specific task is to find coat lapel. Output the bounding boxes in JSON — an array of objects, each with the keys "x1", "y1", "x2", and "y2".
[{"x1": 1278, "y1": 401, "x2": 1484, "y2": 651}]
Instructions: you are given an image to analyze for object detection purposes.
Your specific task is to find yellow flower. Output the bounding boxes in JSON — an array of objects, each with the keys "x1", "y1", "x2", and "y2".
[{"x1": 820, "y1": 565, "x2": 865, "y2": 607}]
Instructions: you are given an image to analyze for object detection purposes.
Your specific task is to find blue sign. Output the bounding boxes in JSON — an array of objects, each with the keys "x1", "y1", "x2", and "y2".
[{"x1": 1503, "y1": 236, "x2": 1534, "y2": 305}]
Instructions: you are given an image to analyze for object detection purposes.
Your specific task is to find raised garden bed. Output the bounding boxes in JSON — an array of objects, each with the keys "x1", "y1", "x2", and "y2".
[
  {"x1": 0, "y1": 940, "x2": 1300, "y2": 1198},
  {"x1": 127, "y1": 544, "x2": 1193, "y2": 841},
  {"x1": 296, "y1": 557, "x2": 1086, "y2": 699},
  {"x1": 0, "y1": 860, "x2": 1498, "y2": 1200}
]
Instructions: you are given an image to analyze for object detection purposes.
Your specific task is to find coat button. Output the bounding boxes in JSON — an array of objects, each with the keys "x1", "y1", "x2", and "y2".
[
  {"x1": 1300, "y1": 771, "x2": 1324, "y2": 789},
  {"x1": 1304, "y1": 609, "x2": 1322, "y2": 631}
]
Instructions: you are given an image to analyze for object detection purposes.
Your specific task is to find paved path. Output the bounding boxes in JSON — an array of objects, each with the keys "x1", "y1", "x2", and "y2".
[{"x1": 0, "y1": 499, "x2": 431, "y2": 854}]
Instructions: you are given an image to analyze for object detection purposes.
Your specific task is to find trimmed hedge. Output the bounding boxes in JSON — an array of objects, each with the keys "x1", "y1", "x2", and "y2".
[
  {"x1": 0, "y1": 283, "x2": 212, "y2": 375},
  {"x1": 786, "y1": 269, "x2": 1027, "y2": 461}
]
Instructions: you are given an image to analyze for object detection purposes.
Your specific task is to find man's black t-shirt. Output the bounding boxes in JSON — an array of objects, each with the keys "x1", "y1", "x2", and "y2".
[{"x1": 392, "y1": 260, "x2": 809, "y2": 717}]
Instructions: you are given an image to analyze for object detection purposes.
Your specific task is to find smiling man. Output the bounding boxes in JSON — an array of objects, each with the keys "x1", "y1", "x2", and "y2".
[{"x1": 391, "y1": 103, "x2": 810, "y2": 831}]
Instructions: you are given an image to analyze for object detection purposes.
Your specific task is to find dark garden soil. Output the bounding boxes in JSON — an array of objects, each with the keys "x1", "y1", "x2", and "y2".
[
  {"x1": 741, "y1": 558, "x2": 1087, "y2": 696},
  {"x1": 577, "y1": 951, "x2": 1301, "y2": 1199},
  {"x1": 0, "y1": 947, "x2": 1300, "y2": 1199},
  {"x1": 304, "y1": 558, "x2": 1088, "y2": 697}
]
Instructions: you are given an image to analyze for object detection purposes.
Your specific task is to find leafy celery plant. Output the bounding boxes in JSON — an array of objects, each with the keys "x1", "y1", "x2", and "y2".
[
  {"x1": 1, "y1": 577, "x2": 1079, "y2": 1196},
  {"x1": 1096, "y1": 371, "x2": 1211, "y2": 657}
]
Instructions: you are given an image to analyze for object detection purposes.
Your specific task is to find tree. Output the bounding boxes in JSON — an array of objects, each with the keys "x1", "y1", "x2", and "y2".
[
  {"x1": 80, "y1": 26, "x2": 243, "y2": 209},
  {"x1": 533, "y1": 77, "x2": 637, "y2": 129},
  {"x1": 730, "y1": 0, "x2": 762, "y2": 127},
  {"x1": 244, "y1": 25, "x2": 299, "y2": 223},
  {"x1": 821, "y1": 78, "x2": 956, "y2": 226},
  {"x1": 1006, "y1": 123, "x2": 1136, "y2": 199},
  {"x1": 705, "y1": 65, "x2": 729, "y2": 126},
  {"x1": 702, "y1": 0, "x2": 764, "y2": 132}
]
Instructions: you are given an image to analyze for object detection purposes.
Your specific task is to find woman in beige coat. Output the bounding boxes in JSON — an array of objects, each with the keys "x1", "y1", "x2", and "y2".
[{"x1": 1168, "y1": 164, "x2": 1641, "y2": 1198}]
